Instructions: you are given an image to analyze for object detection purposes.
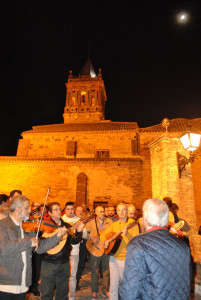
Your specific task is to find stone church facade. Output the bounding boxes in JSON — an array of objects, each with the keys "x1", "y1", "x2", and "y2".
[{"x1": 0, "y1": 59, "x2": 201, "y2": 262}]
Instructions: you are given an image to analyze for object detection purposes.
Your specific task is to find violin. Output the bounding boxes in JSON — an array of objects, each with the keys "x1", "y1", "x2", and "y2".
[{"x1": 22, "y1": 219, "x2": 59, "y2": 233}]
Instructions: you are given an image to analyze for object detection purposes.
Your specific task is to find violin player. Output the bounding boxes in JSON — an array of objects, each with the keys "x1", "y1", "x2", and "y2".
[
  {"x1": 40, "y1": 202, "x2": 84, "y2": 300},
  {"x1": 0, "y1": 195, "x2": 67, "y2": 300}
]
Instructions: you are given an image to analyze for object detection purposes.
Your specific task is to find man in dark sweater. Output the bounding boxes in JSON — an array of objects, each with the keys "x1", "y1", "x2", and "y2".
[{"x1": 40, "y1": 202, "x2": 84, "y2": 300}]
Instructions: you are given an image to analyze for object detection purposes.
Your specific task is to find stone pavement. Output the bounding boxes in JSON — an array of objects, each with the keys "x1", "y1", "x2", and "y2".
[{"x1": 26, "y1": 260, "x2": 201, "y2": 300}]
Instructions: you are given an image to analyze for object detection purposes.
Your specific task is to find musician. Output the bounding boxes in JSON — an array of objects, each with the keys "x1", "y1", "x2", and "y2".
[
  {"x1": 6, "y1": 189, "x2": 22, "y2": 207},
  {"x1": 100, "y1": 203, "x2": 139, "y2": 300},
  {"x1": 107, "y1": 204, "x2": 118, "y2": 222},
  {"x1": 62, "y1": 201, "x2": 80, "y2": 300},
  {"x1": 0, "y1": 195, "x2": 67, "y2": 300},
  {"x1": 28, "y1": 202, "x2": 46, "y2": 296},
  {"x1": 30, "y1": 201, "x2": 41, "y2": 218},
  {"x1": 40, "y1": 202, "x2": 84, "y2": 300},
  {"x1": 75, "y1": 206, "x2": 88, "y2": 291},
  {"x1": 85, "y1": 206, "x2": 112, "y2": 299},
  {"x1": 127, "y1": 204, "x2": 136, "y2": 219},
  {"x1": 119, "y1": 198, "x2": 190, "y2": 300}
]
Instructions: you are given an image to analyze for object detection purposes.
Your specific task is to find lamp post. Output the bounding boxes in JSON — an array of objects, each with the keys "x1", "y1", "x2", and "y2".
[{"x1": 177, "y1": 131, "x2": 201, "y2": 178}]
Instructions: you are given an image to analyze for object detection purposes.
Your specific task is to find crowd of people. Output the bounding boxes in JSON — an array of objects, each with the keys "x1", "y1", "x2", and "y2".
[{"x1": 0, "y1": 190, "x2": 192, "y2": 300}]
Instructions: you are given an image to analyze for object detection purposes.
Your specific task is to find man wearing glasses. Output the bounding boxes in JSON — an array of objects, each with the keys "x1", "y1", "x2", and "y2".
[{"x1": 100, "y1": 203, "x2": 139, "y2": 300}]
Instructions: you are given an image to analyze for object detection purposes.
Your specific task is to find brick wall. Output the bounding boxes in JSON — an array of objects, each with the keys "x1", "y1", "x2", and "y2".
[{"x1": 0, "y1": 157, "x2": 150, "y2": 210}]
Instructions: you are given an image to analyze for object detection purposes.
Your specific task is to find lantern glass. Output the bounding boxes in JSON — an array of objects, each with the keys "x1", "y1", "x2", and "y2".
[{"x1": 180, "y1": 132, "x2": 201, "y2": 152}]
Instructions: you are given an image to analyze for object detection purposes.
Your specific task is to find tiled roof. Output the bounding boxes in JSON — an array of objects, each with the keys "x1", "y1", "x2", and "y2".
[
  {"x1": 23, "y1": 122, "x2": 139, "y2": 134},
  {"x1": 22, "y1": 118, "x2": 201, "y2": 135},
  {"x1": 140, "y1": 118, "x2": 201, "y2": 132}
]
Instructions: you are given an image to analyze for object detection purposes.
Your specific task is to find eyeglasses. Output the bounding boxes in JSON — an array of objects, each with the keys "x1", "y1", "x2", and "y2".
[{"x1": 117, "y1": 209, "x2": 128, "y2": 212}]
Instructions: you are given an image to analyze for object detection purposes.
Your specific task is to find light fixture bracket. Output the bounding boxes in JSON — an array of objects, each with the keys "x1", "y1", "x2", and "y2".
[{"x1": 177, "y1": 152, "x2": 195, "y2": 178}]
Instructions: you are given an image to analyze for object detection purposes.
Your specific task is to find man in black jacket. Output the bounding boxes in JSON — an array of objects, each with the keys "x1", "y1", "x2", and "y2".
[
  {"x1": 40, "y1": 202, "x2": 84, "y2": 300},
  {"x1": 119, "y1": 198, "x2": 190, "y2": 300}
]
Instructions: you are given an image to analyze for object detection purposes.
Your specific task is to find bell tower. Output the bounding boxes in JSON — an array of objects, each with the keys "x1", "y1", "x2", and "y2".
[{"x1": 63, "y1": 58, "x2": 107, "y2": 123}]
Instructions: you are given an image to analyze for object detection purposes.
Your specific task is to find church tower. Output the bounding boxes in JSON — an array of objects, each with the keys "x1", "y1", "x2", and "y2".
[{"x1": 63, "y1": 58, "x2": 107, "y2": 123}]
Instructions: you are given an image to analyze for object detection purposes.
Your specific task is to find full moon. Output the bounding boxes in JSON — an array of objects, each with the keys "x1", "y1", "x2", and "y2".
[{"x1": 176, "y1": 12, "x2": 190, "y2": 24}]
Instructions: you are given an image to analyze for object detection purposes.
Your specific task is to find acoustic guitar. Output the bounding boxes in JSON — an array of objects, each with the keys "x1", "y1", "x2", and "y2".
[
  {"x1": 104, "y1": 220, "x2": 137, "y2": 256},
  {"x1": 86, "y1": 229, "x2": 105, "y2": 257},
  {"x1": 43, "y1": 211, "x2": 95, "y2": 255}
]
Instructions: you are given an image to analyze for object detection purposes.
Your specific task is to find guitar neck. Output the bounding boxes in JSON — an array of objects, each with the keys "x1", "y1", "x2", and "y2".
[
  {"x1": 108, "y1": 220, "x2": 137, "y2": 242},
  {"x1": 67, "y1": 213, "x2": 95, "y2": 232}
]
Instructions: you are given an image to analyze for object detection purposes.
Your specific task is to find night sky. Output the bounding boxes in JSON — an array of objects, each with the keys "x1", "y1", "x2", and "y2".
[{"x1": 1, "y1": 0, "x2": 201, "y2": 155}]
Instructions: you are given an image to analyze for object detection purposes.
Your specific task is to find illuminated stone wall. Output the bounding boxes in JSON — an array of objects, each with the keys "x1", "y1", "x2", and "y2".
[
  {"x1": 149, "y1": 133, "x2": 201, "y2": 262},
  {"x1": 191, "y1": 148, "x2": 201, "y2": 229},
  {"x1": 0, "y1": 157, "x2": 151, "y2": 210}
]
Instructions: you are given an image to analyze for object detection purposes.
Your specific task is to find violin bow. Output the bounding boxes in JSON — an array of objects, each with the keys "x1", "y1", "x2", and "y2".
[{"x1": 36, "y1": 187, "x2": 50, "y2": 239}]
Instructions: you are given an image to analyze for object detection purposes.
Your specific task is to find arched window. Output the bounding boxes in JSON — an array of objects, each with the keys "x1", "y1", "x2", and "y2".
[
  {"x1": 81, "y1": 91, "x2": 86, "y2": 106},
  {"x1": 76, "y1": 172, "x2": 87, "y2": 205}
]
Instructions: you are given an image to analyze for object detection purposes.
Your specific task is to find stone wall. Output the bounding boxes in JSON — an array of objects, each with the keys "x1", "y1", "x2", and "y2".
[{"x1": 0, "y1": 157, "x2": 151, "y2": 210}]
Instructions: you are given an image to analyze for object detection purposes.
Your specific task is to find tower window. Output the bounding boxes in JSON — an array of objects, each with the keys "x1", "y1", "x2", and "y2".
[
  {"x1": 72, "y1": 97, "x2": 76, "y2": 106},
  {"x1": 96, "y1": 150, "x2": 110, "y2": 159},
  {"x1": 91, "y1": 97, "x2": 95, "y2": 106},
  {"x1": 81, "y1": 91, "x2": 86, "y2": 106}
]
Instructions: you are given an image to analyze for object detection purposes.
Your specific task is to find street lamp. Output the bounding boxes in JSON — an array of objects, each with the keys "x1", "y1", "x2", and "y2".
[{"x1": 177, "y1": 131, "x2": 201, "y2": 178}]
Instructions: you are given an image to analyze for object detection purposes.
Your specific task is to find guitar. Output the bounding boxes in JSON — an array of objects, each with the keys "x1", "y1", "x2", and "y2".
[
  {"x1": 43, "y1": 211, "x2": 95, "y2": 255},
  {"x1": 104, "y1": 220, "x2": 137, "y2": 255},
  {"x1": 86, "y1": 229, "x2": 105, "y2": 257},
  {"x1": 169, "y1": 220, "x2": 185, "y2": 237}
]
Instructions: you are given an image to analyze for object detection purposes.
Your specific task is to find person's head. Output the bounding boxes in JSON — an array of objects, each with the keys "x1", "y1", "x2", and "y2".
[
  {"x1": 95, "y1": 206, "x2": 105, "y2": 221},
  {"x1": 172, "y1": 203, "x2": 179, "y2": 213},
  {"x1": 116, "y1": 203, "x2": 128, "y2": 221},
  {"x1": 65, "y1": 201, "x2": 75, "y2": 218},
  {"x1": 47, "y1": 202, "x2": 61, "y2": 222},
  {"x1": 82, "y1": 204, "x2": 87, "y2": 214},
  {"x1": 0, "y1": 194, "x2": 9, "y2": 206},
  {"x1": 0, "y1": 206, "x2": 10, "y2": 219},
  {"x1": 10, "y1": 190, "x2": 22, "y2": 198},
  {"x1": 75, "y1": 206, "x2": 84, "y2": 218},
  {"x1": 108, "y1": 205, "x2": 116, "y2": 217},
  {"x1": 10, "y1": 195, "x2": 30, "y2": 222},
  {"x1": 39, "y1": 204, "x2": 47, "y2": 215},
  {"x1": 163, "y1": 197, "x2": 173, "y2": 209},
  {"x1": 143, "y1": 198, "x2": 169, "y2": 230},
  {"x1": 8, "y1": 190, "x2": 22, "y2": 205},
  {"x1": 31, "y1": 201, "x2": 40, "y2": 211},
  {"x1": 128, "y1": 204, "x2": 136, "y2": 219}
]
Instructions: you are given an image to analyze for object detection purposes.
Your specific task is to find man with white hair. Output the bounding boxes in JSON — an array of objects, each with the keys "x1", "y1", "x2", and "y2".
[
  {"x1": 119, "y1": 198, "x2": 190, "y2": 300},
  {"x1": 101, "y1": 203, "x2": 139, "y2": 300}
]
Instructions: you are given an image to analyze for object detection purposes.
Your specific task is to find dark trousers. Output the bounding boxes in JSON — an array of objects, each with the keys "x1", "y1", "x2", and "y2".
[
  {"x1": 0, "y1": 291, "x2": 27, "y2": 300},
  {"x1": 90, "y1": 253, "x2": 110, "y2": 293},
  {"x1": 40, "y1": 260, "x2": 70, "y2": 300},
  {"x1": 76, "y1": 239, "x2": 88, "y2": 283},
  {"x1": 30, "y1": 252, "x2": 42, "y2": 290}
]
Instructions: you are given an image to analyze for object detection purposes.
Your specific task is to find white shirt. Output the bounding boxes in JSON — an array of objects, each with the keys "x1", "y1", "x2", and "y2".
[{"x1": 62, "y1": 214, "x2": 80, "y2": 255}]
